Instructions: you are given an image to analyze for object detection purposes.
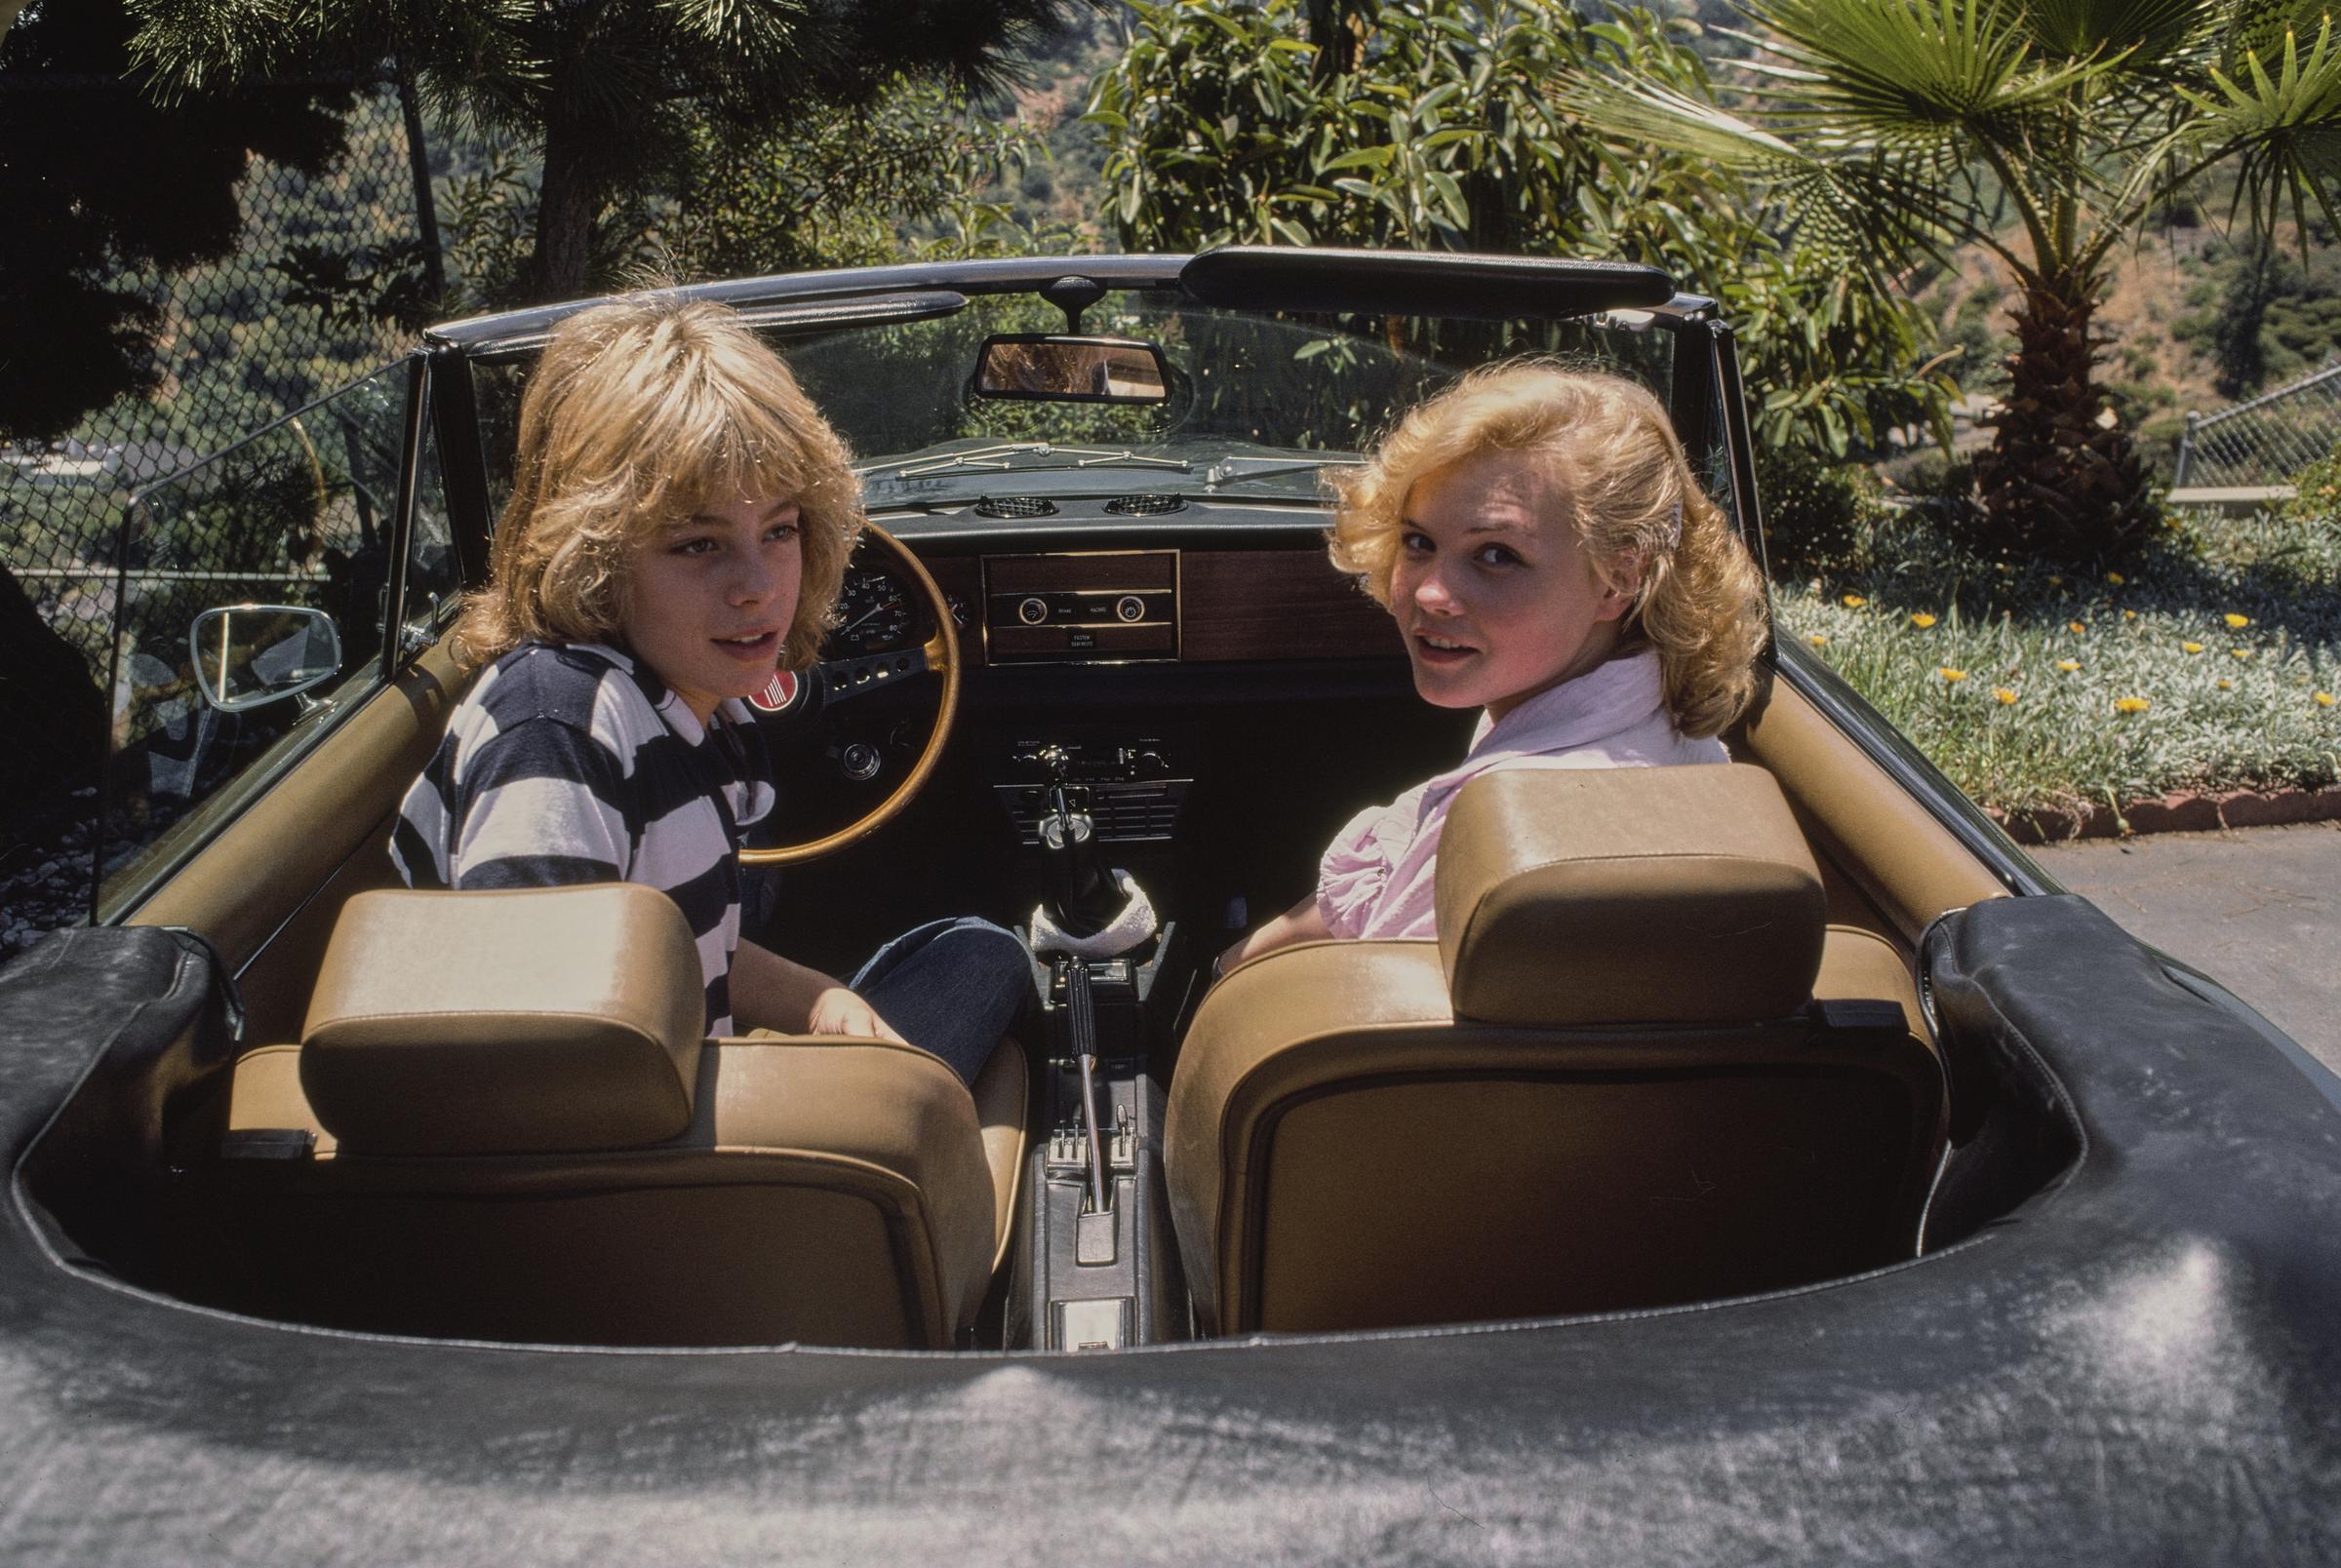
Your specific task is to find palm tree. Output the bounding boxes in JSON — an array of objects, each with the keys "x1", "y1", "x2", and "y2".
[
  {"x1": 128, "y1": 0, "x2": 1072, "y2": 303},
  {"x1": 1570, "y1": 0, "x2": 2341, "y2": 561}
]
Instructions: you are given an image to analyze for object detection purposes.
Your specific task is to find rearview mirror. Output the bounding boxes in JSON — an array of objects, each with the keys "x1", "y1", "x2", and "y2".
[
  {"x1": 972, "y1": 334, "x2": 1170, "y2": 404},
  {"x1": 188, "y1": 605, "x2": 344, "y2": 714}
]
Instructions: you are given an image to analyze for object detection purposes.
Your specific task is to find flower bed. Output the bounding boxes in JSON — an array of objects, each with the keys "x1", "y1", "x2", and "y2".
[{"x1": 1777, "y1": 509, "x2": 2341, "y2": 825}]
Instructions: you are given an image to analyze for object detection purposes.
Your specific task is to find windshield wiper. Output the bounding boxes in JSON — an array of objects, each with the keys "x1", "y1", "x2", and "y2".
[
  {"x1": 1199, "y1": 454, "x2": 1364, "y2": 489},
  {"x1": 862, "y1": 442, "x2": 1192, "y2": 482}
]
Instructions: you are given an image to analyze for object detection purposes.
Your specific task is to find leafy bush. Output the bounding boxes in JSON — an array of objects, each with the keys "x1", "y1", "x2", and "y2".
[
  {"x1": 1755, "y1": 445, "x2": 1892, "y2": 577},
  {"x1": 2282, "y1": 447, "x2": 2341, "y2": 526},
  {"x1": 1088, "y1": 0, "x2": 1952, "y2": 469}
]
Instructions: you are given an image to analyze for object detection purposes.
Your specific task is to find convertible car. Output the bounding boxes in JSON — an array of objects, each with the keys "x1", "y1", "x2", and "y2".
[{"x1": 6, "y1": 249, "x2": 2340, "y2": 1562}]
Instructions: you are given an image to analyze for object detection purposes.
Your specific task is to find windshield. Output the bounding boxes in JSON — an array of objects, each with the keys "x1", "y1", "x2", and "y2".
[{"x1": 471, "y1": 291, "x2": 1681, "y2": 517}]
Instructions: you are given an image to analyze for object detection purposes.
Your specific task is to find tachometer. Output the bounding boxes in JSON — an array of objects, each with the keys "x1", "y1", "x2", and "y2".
[{"x1": 830, "y1": 568, "x2": 915, "y2": 655}]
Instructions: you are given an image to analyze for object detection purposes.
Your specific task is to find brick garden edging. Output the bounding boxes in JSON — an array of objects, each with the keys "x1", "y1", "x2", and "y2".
[{"x1": 1993, "y1": 784, "x2": 2341, "y2": 843}]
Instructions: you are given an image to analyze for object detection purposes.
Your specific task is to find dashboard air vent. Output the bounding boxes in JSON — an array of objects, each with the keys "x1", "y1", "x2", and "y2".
[
  {"x1": 1103, "y1": 492, "x2": 1187, "y2": 515},
  {"x1": 974, "y1": 495, "x2": 1059, "y2": 519}
]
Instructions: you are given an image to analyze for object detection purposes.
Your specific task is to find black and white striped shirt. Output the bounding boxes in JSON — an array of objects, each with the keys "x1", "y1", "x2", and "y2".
[{"x1": 390, "y1": 642, "x2": 776, "y2": 1035}]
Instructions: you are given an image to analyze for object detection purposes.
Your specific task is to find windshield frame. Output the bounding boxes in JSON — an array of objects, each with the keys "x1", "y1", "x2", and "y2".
[{"x1": 426, "y1": 249, "x2": 1745, "y2": 570}]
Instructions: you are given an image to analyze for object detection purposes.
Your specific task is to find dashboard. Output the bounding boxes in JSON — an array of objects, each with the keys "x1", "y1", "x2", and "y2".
[
  {"x1": 830, "y1": 541, "x2": 1395, "y2": 668},
  {"x1": 774, "y1": 528, "x2": 1409, "y2": 854}
]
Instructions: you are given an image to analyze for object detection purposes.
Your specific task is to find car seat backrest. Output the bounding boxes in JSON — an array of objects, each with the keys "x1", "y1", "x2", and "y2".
[
  {"x1": 298, "y1": 883, "x2": 704, "y2": 1156},
  {"x1": 218, "y1": 883, "x2": 1024, "y2": 1349},
  {"x1": 1166, "y1": 763, "x2": 1947, "y2": 1337},
  {"x1": 1435, "y1": 764, "x2": 1828, "y2": 1025}
]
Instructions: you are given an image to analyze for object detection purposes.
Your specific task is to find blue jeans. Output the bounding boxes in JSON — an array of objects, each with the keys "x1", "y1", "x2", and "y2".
[{"x1": 850, "y1": 917, "x2": 1034, "y2": 1086}]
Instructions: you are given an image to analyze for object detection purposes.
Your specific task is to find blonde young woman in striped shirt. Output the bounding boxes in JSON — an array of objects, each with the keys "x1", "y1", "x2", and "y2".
[{"x1": 393, "y1": 295, "x2": 1027, "y2": 1080}]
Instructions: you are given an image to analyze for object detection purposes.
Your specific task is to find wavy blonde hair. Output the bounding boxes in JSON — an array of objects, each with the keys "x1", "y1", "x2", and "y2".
[
  {"x1": 451, "y1": 295, "x2": 862, "y2": 673},
  {"x1": 1329, "y1": 361, "x2": 1768, "y2": 738}
]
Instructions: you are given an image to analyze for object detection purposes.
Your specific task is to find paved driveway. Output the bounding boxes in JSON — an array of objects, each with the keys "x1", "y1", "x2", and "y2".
[{"x1": 2030, "y1": 821, "x2": 2341, "y2": 1077}]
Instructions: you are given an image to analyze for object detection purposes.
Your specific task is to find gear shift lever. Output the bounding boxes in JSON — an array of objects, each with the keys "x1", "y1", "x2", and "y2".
[{"x1": 1037, "y1": 776, "x2": 1123, "y2": 940}]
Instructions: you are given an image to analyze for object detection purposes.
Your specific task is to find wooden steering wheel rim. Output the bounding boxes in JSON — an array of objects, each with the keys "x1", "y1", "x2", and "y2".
[{"x1": 739, "y1": 522, "x2": 960, "y2": 866}]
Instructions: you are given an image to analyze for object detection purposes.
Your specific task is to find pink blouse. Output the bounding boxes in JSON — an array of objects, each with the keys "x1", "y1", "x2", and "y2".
[{"x1": 1315, "y1": 648, "x2": 1726, "y2": 941}]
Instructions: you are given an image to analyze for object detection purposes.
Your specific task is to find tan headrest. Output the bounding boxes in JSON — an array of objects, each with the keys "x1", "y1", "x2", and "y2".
[
  {"x1": 300, "y1": 884, "x2": 705, "y2": 1156},
  {"x1": 1434, "y1": 764, "x2": 1825, "y2": 1025}
]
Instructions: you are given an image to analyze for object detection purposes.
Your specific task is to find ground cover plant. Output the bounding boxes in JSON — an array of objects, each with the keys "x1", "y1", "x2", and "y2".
[{"x1": 1776, "y1": 502, "x2": 2341, "y2": 823}]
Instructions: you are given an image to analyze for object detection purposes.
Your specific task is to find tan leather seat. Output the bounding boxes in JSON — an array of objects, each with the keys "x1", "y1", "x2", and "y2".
[
  {"x1": 220, "y1": 884, "x2": 1026, "y2": 1349},
  {"x1": 1166, "y1": 764, "x2": 1947, "y2": 1337}
]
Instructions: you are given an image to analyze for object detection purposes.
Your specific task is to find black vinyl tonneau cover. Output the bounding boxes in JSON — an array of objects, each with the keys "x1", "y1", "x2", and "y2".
[{"x1": 4, "y1": 896, "x2": 2341, "y2": 1564}]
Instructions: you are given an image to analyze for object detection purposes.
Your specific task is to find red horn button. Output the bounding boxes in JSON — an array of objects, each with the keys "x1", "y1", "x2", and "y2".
[{"x1": 750, "y1": 669, "x2": 801, "y2": 713}]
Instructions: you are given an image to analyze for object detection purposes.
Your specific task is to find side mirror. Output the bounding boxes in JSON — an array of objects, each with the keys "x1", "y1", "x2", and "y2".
[
  {"x1": 188, "y1": 605, "x2": 344, "y2": 714},
  {"x1": 972, "y1": 334, "x2": 1170, "y2": 404}
]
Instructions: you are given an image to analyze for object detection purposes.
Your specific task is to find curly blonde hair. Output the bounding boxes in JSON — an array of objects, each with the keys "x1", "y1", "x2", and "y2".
[
  {"x1": 1328, "y1": 361, "x2": 1768, "y2": 738},
  {"x1": 450, "y1": 295, "x2": 862, "y2": 673}
]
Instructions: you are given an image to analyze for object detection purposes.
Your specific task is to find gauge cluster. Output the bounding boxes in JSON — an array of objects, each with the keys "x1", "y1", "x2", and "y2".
[{"x1": 825, "y1": 567, "x2": 923, "y2": 657}]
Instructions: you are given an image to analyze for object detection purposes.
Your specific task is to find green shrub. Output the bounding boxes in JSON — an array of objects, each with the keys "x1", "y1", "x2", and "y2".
[
  {"x1": 1756, "y1": 445, "x2": 1894, "y2": 576},
  {"x1": 2283, "y1": 447, "x2": 2341, "y2": 525}
]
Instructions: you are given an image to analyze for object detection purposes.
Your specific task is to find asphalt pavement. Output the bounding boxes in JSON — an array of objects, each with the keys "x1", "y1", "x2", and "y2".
[{"x1": 2029, "y1": 820, "x2": 2341, "y2": 1077}]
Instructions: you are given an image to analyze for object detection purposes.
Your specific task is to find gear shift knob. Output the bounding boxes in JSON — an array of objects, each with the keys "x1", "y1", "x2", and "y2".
[{"x1": 1038, "y1": 784, "x2": 1121, "y2": 938}]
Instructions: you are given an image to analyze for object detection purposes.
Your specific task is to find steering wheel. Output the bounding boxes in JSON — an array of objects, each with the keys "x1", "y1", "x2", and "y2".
[{"x1": 738, "y1": 521, "x2": 961, "y2": 866}]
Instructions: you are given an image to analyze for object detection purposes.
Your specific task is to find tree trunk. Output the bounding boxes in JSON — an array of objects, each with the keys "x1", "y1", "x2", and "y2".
[
  {"x1": 1974, "y1": 273, "x2": 2151, "y2": 562},
  {"x1": 0, "y1": 564, "x2": 105, "y2": 841},
  {"x1": 530, "y1": 118, "x2": 600, "y2": 304}
]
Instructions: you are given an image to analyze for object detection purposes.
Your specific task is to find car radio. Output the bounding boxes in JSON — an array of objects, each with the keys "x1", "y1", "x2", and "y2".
[{"x1": 983, "y1": 551, "x2": 1176, "y2": 662}]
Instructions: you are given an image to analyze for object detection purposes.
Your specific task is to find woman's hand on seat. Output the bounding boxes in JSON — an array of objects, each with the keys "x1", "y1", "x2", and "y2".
[{"x1": 807, "y1": 986, "x2": 908, "y2": 1044}]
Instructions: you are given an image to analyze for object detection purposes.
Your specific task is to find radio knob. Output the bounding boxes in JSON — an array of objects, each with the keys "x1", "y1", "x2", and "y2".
[
  {"x1": 1114, "y1": 594, "x2": 1146, "y2": 624},
  {"x1": 1017, "y1": 596, "x2": 1050, "y2": 625},
  {"x1": 1038, "y1": 745, "x2": 1072, "y2": 779},
  {"x1": 1134, "y1": 750, "x2": 1168, "y2": 777}
]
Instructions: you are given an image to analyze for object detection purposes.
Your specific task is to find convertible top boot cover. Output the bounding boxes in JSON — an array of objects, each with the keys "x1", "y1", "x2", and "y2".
[
  {"x1": 9, "y1": 924, "x2": 241, "y2": 1298},
  {"x1": 4, "y1": 805, "x2": 2341, "y2": 1557}
]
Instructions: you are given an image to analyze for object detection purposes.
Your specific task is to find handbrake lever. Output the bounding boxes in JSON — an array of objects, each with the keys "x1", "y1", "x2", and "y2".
[{"x1": 1063, "y1": 960, "x2": 1112, "y2": 1222}]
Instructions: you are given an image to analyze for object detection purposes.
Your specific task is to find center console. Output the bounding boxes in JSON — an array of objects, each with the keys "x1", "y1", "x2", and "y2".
[{"x1": 1015, "y1": 941, "x2": 1189, "y2": 1352}]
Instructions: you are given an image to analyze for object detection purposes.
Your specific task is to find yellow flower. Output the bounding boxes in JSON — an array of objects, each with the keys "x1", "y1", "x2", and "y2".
[
  {"x1": 2068, "y1": 620, "x2": 2087, "y2": 634},
  {"x1": 2182, "y1": 641, "x2": 2204, "y2": 654},
  {"x1": 2049, "y1": 574, "x2": 2064, "y2": 586},
  {"x1": 1842, "y1": 593, "x2": 1867, "y2": 608},
  {"x1": 2107, "y1": 571, "x2": 2125, "y2": 585},
  {"x1": 1993, "y1": 687, "x2": 2017, "y2": 705},
  {"x1": 1910, "y1": 612, "x2": 1937, "y2": 628},
  {"x1": 1938, "y1": 667, "x2": 1968, "y2": 684},
  {"x1": 2114, "y1": 696, "x2": 2150, "y2": 715},
  {"x1": 2123, "y1": 609, "x2": 2138, "y2": 620},
  {"x1": 2217, "y1": 679, "x2": 2235, "y2": 690},
  {"x1": 2056, "y1": 659, "x2": 2081, "y2": 672},
  {"x1": 2232, "y1": 647, "x2": 2252, "y2": 660},
  {"x1": 2225, "y1": 613, "x2": 2250, "y2": 629},
  {"x1": 1807, "y1": 632, "x2": 1828, "y2": 646},
  {"x1": 2318, "y1": 691, "x2": 2337, "y2": 708}
]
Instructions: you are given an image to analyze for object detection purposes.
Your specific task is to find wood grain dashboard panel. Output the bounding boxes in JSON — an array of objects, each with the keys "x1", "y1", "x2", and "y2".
[
  {"x1": 903, "y1": 547, "x2": 1394, "y2": 665},
  {"x1": 1178, "y1": 548, "x2": 1395, "y2": 661}
]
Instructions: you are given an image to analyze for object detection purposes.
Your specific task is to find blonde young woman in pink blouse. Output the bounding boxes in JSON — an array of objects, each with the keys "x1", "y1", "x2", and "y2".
[{"x1": 1215, "y1": 362, "x2": 1771, "y2": 971}]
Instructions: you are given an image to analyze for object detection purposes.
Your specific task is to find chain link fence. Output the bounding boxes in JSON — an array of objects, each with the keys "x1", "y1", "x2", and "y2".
[
  {"x1": 1, "y1": 75, "x2": 430, "y2": 677},
  {"x1": 0, "y1": 74, "x2": 439, "y2": 948},
  {"x1": 2172, "y1": 353, "x2": 2341, "y2": 496}
]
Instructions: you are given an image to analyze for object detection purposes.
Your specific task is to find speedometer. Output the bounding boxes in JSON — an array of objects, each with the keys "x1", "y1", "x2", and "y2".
[{"x1": 829, "y1": 569, "x2": 915, "y2": 655}]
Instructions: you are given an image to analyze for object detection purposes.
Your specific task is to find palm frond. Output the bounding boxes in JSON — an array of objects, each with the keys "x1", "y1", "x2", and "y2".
[
  {"x1": 1558, "y1": 74, "x2": 1966, "y2": 283},
  {"x1": 2017, "y1": 0, "x2": 2213, "y2": 67},
  {"x1": 1728, "y1": 0, "x2": 2104, "y2": 151},
  {"x1": 1560, "y1": 76, "x2": 1806, "y2": 173},
  {"x1": 2178, "y1": 13, "x2": 2341, "y2": 240}
]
